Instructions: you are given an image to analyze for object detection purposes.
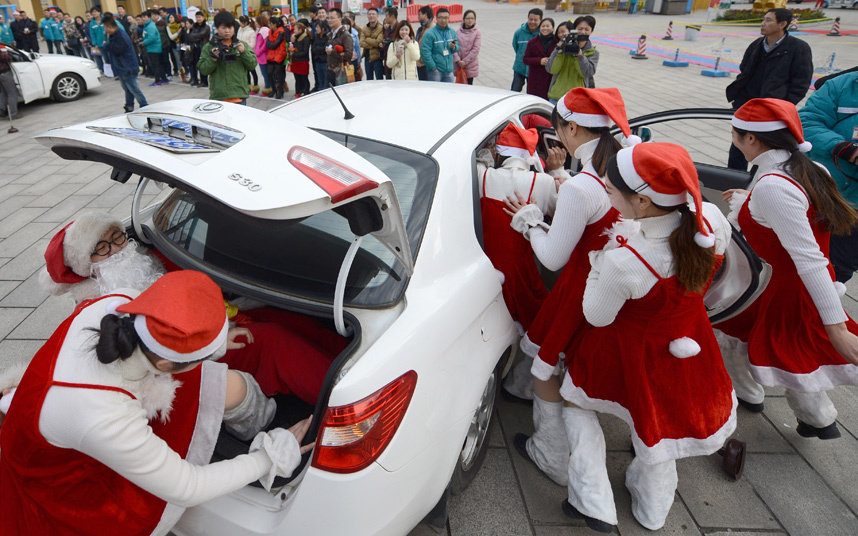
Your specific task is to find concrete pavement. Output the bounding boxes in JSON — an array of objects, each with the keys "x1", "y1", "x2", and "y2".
[{"x1": 2, "y1": 2, "x2": 858, "y2": 534}]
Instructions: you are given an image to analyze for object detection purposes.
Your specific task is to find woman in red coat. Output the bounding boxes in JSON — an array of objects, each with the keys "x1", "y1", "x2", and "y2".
[
  {"x1": 522, "y1": 18, "x2": 556, "y2": 101},
  {"x1": 266, "y1": 17, "x2": 288, "y2": 99}
]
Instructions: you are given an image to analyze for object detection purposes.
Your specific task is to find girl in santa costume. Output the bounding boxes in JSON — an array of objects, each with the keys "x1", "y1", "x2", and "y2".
[
  {"x1": 476, "y1": 122, "x2": 558, "y2": 337},
  {"x1": 715, "y1": 98, "x2": 858, "y2": 440},
  {"x1": 558, "y1": 143, "x2": 736, "y2": 532},
  {"x1": 0, "y1": 270, "x2": 313, "y2": 536},
  {"x1": 30, "y1": 211, "x2": 346, "y2": 407},
  {"x1": 502, "y1": 87, "x2": 631, "y2": 487}
]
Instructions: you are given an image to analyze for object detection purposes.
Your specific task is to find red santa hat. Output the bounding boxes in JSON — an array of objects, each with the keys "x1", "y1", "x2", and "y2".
[
  {"x1": 0, "y1": 45, "x2": 6, "y2": 52},
  {"x1": 47, "y1": 9, "x2": 56, "y2": 13},
  {"x1": 556, "y1": 87, "x2": 640, "y2": 146},
  {"x1": 732, "y1": 98, "x2": 812, "y2": 153},
  {"x1": 44, "y1": 211, "x2": 124, "y2": 285},
  {"x1": 495, "y1": 123, "x2": 539, "y2": 165},
  {"x1": 116, "y1": 271, "x2": 229, "y2": 363},
  {"x1": 615, "y1": 142, "x2": 715, "y2": 248}
]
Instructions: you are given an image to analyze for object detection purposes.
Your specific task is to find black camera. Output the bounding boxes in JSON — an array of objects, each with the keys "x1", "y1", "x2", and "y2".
[
  {"x1": 210, "y1": 35, "x2": 237, "y2": 63},
  {"x1": 561, "y1": 31, "x2": 589, "y2": 55},
  {"x1": 381, "y1": 37, "x2": 394, "y2": 50}
]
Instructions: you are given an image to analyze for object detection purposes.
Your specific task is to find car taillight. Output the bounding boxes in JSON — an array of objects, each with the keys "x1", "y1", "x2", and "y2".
[
  {"x1": 287, "y1": 146, "x2": 378, "y2": 204},
  {"x1": 312, "y1": 371, "x2": 417, "y2": 474}
]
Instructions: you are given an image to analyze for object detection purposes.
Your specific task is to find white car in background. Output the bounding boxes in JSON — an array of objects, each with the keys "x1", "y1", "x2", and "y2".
[
  {"x1": 5, "y1": 43, "x2": 101, "y2": 103},
  {"x1": 34, "y1": 83, "x2": 764, "y2": 534}
]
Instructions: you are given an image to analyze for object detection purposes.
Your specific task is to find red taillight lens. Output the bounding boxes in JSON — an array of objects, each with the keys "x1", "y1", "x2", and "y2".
[
  {"x1": 287, "y1": 146, "x2": 378, "y2": 204},
  {"x1": 312, "y1": 371, "x2": 417, "y2": 474}
]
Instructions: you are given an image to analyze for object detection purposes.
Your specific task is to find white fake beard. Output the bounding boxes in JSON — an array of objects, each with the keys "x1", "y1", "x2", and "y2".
[{"x1": 91, "y1": 241, "x2": 167, "y2": 297}]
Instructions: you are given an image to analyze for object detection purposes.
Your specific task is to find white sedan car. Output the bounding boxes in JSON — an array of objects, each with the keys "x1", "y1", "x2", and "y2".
[
  {"x1": 5, "y1": 43, "x2": 101, "y2": 103},
  {"x1": 37, "y1": 83, "x2": 544, "y2": 535}
]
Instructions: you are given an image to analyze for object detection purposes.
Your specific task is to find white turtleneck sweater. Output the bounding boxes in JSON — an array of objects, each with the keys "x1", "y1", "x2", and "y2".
[
  {"x1": 735, "y1": 149, "x2": 846, "y2": 326},
  {"x1": 513, "y1": 138, "x2": 613, "y2": 271},
  {"x1": 583, "y1": 204, "x2": 731, "y2": 327},
  {"x1": 39, "y1": 295, "x2": 273, "y2": 509}
]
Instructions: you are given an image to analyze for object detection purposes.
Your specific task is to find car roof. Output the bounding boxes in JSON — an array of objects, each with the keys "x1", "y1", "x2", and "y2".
[{"x1": 270, "y1": 81, "x2": 529, "y2": 154}]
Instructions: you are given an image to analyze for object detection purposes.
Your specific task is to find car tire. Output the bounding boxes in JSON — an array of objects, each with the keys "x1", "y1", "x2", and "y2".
[
  {"x1": 449, "y1": 353, "x2": 504, "y2": 495},
  {"x1": 51, "y1": 73, "x2": 85, "y2": 102}
]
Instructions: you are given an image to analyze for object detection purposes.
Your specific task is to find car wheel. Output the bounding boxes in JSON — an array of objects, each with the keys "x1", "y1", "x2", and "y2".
[
  {"x1": 450, "y1": 354, "x2": 503, "y2": 495},
  {"x1": 51, "y1": 73, "x2": 84, "y2": 102}
]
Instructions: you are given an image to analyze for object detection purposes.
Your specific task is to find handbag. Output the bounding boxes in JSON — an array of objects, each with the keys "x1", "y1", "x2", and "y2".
[
  {"x1": 285, "y1": 62, "x2": 292, "y2": 73},
  {"x1": 333, "y1": 64, "x2": 348, "y2": 86},
  {"x1": 355, "y1": 62, "x2": 363, "y2": 82},
  {"x1": 455, "y1": 65, "x2": 467, "y2": 84},
  {"x1": 68, "y1": 34, "x2": 80, "y2": 47},
  {"x1": 345, "y1": 62, "x2": 355, "y2": 84}
]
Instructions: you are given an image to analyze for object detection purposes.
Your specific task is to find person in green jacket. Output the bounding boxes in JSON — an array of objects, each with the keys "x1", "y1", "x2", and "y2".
[
  {"x1": 40, "y1": 10, "x2": 65, "y2": 55},
  {"x1": 546, "y1": 16, "x2": 599, "y2": 104},
  {"x1": 419, "y1": 8, "x2": 459, "y2": 83},
  {"x1": 511, "y1": 8, "x2": 541, "y2": 93},
  {"x1": 800, "y1": 70, "x2": 858, "y2": 284},
  {"x1": 198, "y1": 10, "x2": 257, "y2": 104},
  {"x1": 89, "y1": 8, "x2": 106, "y2": 72},
  {"x1": 141, "y1": 10, "x2": 167, "y2": 85}
]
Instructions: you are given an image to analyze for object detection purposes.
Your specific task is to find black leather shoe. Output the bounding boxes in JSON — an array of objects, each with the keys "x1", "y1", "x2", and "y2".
[
  {"x1": 737, "y1": 398, "x2": 765, "y2": 413},
  {"x1": 796, "y1": 420, "x2": 841, "y2": 440},
  {"x1": 513, "y1": 433, "x2": 533, "y2": 464},
  {"x1": 561, "y1": 500, "x2": 614, "y2": 533}
]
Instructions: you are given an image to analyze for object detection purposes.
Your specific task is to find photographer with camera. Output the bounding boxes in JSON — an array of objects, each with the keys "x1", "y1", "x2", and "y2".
[
  {"x1": 546, "y1": 16, "x2": 599, "y2": 105},
  {"x1": 198, "y1": 10, "x2": 258, "y2": 104}
]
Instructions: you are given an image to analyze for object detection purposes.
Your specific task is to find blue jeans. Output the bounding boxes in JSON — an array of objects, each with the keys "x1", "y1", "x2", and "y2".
[
  {"x1": 428, "y1": 70, "x2": 455, "y2": 83},
  {"x1": 511, "y1": 71, "x2": 526, "y2": 92},
  {"x1": 118, "y1": 74, "x2": 148, "y2": 109},
  {"x1": 93, "y1": 53, "x2": 104, "y2": 73},
  {"x1": 313, "y1": 61, "x2": 328, "y2": 90},
  {"x1": 259, "y1": 64, "x2": 271, "y2": 89},
  {"x1": 364, "y1": 57, "x2": 383, "y2": 80}
]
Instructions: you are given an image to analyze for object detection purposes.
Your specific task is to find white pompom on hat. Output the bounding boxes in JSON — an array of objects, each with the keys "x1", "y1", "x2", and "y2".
[
  {"x1": 116, "y1": 271, "x2": 229, "y2": 364},
  {"x1": 556, "y1": 87, "x2": 640, "y2": 146},
  {"x1": 732, "y1": 98, "x2": 812, "y2": 153},
  {"x1": 615, "y1": 142, "x2": 715, "y2": 248},
  {"x1": 495, "y1": 122, "x2": 540, "y2": 165}
]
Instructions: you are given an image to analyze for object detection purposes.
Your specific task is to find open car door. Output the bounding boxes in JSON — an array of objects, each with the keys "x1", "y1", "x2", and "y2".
[{"x1": 34, "y1": 99, "x2": 414, "y2": 277}]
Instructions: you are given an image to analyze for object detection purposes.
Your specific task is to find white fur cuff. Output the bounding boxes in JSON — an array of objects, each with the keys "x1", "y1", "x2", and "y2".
[
  {"x1": 511, "y1": 204, "x2": 547, "y2": 236},
  {"x1": 531, "y1": 355, "x2": 559, "y2": 381}
]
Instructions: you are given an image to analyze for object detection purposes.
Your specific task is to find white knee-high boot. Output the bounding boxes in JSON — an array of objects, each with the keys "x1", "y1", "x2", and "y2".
[
  {"x1": 563, "y1": 405, "x2": 617, "y2": 525},
  {"x1": 786, "y1": 389, "x2": 838, "y2": 428},
  {"x1": 625, "y1": 456, "x2": 678, "y2": 531},
  {"x1": 714, "y1": 329, "x2": 765, "y2": 404},
  {"x1": 223, "y1": 371, "x2": 277, "y2": 441},
  {"x1": 526, "y1": 395, "x2": 569, "y2": 485},
  {"x1": 503, "y1": 354, "x2": 534, "y2": 401}
]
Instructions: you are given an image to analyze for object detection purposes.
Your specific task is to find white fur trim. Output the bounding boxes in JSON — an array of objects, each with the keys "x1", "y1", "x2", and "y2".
[
  {"x1": 798, "y1": 141, "x2": 812, "y2": 153},
  {"x1": 626, "y1": 134, "x2": 642, "y2": 147},
  {"x1": 0, "y1": 361, "x2": 30, "y2": 392},
  {"x1": 134, "y1": 315, "x2": 229, "y2": 363},
  {"x1": 520, "y1": 333, "x2": 541, "y2": 358},
  {"x1": 495, "y1": 269, "x2": 506, "y2": 286},
  {"x1": 694, "y1": 232, "x2": 716, "y2": 248},
  {"x1": 138, "y1": 373, "x2": 182, "y2": 423},
  {"x1": 496, "y1": 145, "x2": 535, "y2": 161},
  {"x1": 531, "y1": 355, "x2": 560, "y2": 381},
  {"x1": 104, "y1": 299, "x2": 126, "y2": 316},
  {"x1": 39, "y1": 267, "x2": 71, "y2": 297},
  {"x1": 669, "y1": 337, "x2": 701, "y2": 358},
  {"x1": 0, "y1": 387, "x2": 15, "y2": 414},
  {"x1": 511, "y1": 204, "x2": 547, "y2": 236},
  {"x1": 726, "y1": 190, "x2": 749, "y2": 228},
  {"x1": 560, "y1": 374, "x2": 738, "y2": 465},
  {"x1": 835, "y1": 281, "x2": 847, "y2": 297},
  {"x1": 616, "y1": 147, "x2": 687, "y2": 206},
  {"x1": 63, "y1": 211, "x2": 123, "y2": 278},
  {"x1": 568, "y1": 112, "x2": 612, "y2": 129},
  {"x1": 514, "y1": 321, "x2": 525, "y2": 337},
  {"x1": 731, "y1": 117, "x2": 788, "y2": 132},
  {"x1": 602, "y1": 217, "x2": 641, "y2": 250},
  {"x1": 749, "y1": 360, "x2": 858, "y2": 393}
]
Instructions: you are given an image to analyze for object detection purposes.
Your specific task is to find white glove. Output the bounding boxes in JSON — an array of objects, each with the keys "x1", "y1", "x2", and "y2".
[
  {"x1": 510, "y1": 204, "x2": 549, "y2": 238},
  {"x1": 250, "y1": 428, "x2": 302, "y2": 491}
]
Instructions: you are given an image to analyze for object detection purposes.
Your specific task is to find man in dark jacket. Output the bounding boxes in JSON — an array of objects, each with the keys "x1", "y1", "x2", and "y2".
[
  {"x1": 725, "y1": 8, "x2": 813, "y2": 170},
  {"x1": 189, "y1": 11, "x2": 211, "y2": 87},
  {"x1": 104, "y1": 17, "x2": 148, "y2": 113},
  {"x1": 11, "y1": 11, "x2": 38, "y2": 52},
  {"x1": 325, "y1": 8, "x2": 353, "y2": 87},
  {"x1": 381, "y1": 7, "x2": 397, "y2": 79},
  {"x1": 153, "y1": 9, "x2": 173, "y2": 80}
]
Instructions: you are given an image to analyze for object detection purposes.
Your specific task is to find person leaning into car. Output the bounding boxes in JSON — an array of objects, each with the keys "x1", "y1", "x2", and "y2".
[
  {"x1": 198, "y1": 10, "x2": 257, "y2": 104},
  {"x1": 0, "y1": 44, "x2": 21, "y2": 121}
]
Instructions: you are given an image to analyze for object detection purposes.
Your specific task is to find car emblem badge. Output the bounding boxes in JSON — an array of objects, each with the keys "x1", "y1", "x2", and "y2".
[{"x1": 193, "y1": 102, "x2": 224, "y2": 114}]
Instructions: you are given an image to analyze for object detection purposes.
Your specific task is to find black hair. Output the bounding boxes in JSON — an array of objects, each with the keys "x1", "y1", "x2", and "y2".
[
  {"x1": 298, "y1": 17, "x2": 310, "y2": 27},
  {"x1": 103, "y1": 16, "x2": 118, "y2": 28},
  {"x1": 528, "y1": 8, "x2": 543, "y2": 19},
  {"x1": 384, "y1": 6, "x2": 399, "y2": 18},
  {"x1": 572, "y1": 15, "x2": 596, "y2": 30},
  {"x1": 329, "y1": 7, "x2": 343, "y2": 18},
  {"x1": 92, "y1": 314, "x2": 141, "y2": 364},
  {"x1": 367, "y1": 7, "x2": 379, "y2": 14},
  {"x1": 462, "y1": 9, "x2": 476, "y2": 22},
  {"x1": 550, "y1": 107, "x2": 621, "y2": 178},
  {"x1": 541, "y1": 17, "x2": 555, "y2": 29},
  {"x1": 767, "y1": 8, "x2": 793, "y2": 32},
  {"x1": 213, "y1": 9, "x2": 236, "y2": 29},
  {"x1": 159, "y1": 6, "x2": 169, "y2": 13},
  {"x1": 436, "y1": 7, "x2": 449, "y2": 16},
  {"x1": 734, "y1": 126, "x2": 858, "y2": 235},
  {"x1": 270, "y1": 16, "x2": 284, "y2": 27},
  {"x1": 418, "y1": 5, "x2": 433, "y2": 19},
  {"x1": 91, "y1": 7, "x2": 101, "y2": 14},
  {"x1": 606, "y1": 155, "x2": 716, "y2": 294},
  {"x1": 554, "y1": 20, "x2": 573, "y2": 41},
  {"x1": 309, "y1": 5, "x2": 319, "y2": 14}
]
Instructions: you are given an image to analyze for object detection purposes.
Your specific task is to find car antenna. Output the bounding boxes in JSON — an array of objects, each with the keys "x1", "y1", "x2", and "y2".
[{"x1": 329, "y1": 86, "x2": 354, "y2": 120}]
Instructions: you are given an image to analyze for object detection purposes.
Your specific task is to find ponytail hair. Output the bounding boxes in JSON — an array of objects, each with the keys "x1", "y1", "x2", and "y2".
[
  {"x1": 607, "y1": 156, "x2": 716, "y2": 294},
  {"x1": 735, "y1": 127, "x2": 858, "y2": 236},
  {"x1": 551, "y1": 108, "x2": 622, "y2": 177},
  {"x1": 92, "y1": 314, "x2": 140, "y2": 364}
]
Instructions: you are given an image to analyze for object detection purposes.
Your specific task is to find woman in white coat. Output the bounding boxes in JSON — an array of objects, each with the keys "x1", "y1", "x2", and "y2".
[{"x1": 386, "y1": 21, "x2": 420, "y2": 81}]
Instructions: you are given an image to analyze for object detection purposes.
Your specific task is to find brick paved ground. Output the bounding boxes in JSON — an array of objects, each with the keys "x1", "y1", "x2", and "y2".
[{"x1": 2, "y1": 2, "x2": 858, "y2": 535}]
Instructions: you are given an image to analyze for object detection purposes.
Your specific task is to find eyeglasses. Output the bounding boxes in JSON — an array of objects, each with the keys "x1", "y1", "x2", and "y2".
[{"x1": 91, "y1": 230, "x2": 128, "y2": 257}]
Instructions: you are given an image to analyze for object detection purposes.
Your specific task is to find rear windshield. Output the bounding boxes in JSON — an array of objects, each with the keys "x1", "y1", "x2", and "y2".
[{"x1": 150, "y1": 133, "x2": 437, "y2": 307}]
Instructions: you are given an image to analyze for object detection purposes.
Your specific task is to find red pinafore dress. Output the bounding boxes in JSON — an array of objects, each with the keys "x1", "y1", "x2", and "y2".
[
  {"x1": 0, "y1": 295, "x2": 218, "y2": 536},
  {"x1": 561, "y1": 239, "x2": 735, "y2": 464},
  {"x1": 481, "y1": 169, "x2": 548, "y2": 332},
  {"x1": 525, "y1": 172, "x2": 620, "y2": 372},
  {"x1": 716, "y1": 174, "x2": 858, "y2": 391}
]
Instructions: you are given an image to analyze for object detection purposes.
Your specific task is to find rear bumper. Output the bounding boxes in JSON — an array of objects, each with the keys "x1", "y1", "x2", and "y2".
[{"x1": 173, "y1": 414, "x2": 469, "y2": 536}]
